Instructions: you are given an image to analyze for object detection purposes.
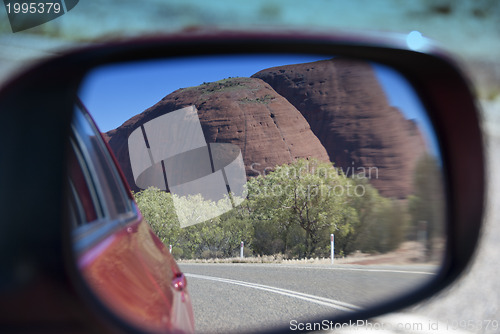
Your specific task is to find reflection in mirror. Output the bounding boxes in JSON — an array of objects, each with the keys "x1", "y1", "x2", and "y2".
[{"x1": 73, "y1": 54, "x2": 445, "y2": 333}]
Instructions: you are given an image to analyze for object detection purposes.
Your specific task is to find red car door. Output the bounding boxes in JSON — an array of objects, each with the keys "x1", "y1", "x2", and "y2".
[{"x1": 68, "y1": 102, "x2": 195, "y2": 334}]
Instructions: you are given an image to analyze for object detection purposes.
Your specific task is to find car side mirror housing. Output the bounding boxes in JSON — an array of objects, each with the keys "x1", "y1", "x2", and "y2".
[{"x1": 0, "y1": 32, "x2": 484, "y2": 333}]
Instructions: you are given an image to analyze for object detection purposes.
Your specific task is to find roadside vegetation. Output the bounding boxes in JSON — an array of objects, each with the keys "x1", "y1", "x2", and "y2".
[{"x1": 134, "y1": 156, "x2": 443, "y2": 261}]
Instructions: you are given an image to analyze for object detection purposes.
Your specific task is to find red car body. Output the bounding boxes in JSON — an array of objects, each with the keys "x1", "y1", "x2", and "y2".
[{"x1": 68, "y1": 101, "x2": 195, "y2": 333}]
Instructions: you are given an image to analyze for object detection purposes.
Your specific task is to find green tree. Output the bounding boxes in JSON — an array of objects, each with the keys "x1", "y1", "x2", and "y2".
[
  {"x1": 408, "y1": 154, "x2": 445, "y2": 257},
  {"x1": 352, "y1": 197, "x2": 407, "y2": 253},
  {"x1": 134, "y1": 187, "x2": 254, "y2": 259},
  {"x1": 342, "y1": 178, "x2": 407, "y2": 254},
  {"x1": 180, "y1": 200, "x2": 254, "y2": 258},
  {"x1": 133, "y1": 187, "x2": 181, "y2": 246},
  {"x1": 247, "y1": 158, "x2": 355, "y2": 257},
  {"x1": 134, "y1": 157, "x2": 412, "y2": 260}
]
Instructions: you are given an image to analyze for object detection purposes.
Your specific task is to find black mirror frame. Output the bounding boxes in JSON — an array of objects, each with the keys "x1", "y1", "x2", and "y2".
[{"x1": 0, "y1": 32, "x2": 484, "y2": 333}]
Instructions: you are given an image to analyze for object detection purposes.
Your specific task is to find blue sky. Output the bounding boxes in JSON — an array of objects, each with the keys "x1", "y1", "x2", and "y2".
[
  {"x1": 79, "y1": 55, "x2": 327, "y2": 131},
  {"x1": 79, "y1": 54, "x2": 438, "y2": 155}
]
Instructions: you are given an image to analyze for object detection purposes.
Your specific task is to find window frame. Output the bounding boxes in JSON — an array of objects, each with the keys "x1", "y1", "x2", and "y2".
[{"x1": 70, "y1": 101, "x2": 139, "y2": 256}]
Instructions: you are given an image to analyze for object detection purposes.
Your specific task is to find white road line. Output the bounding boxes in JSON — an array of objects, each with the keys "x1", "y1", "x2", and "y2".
[
  {"x1": 185, "y1": 273, "x2": 361, "y2": 312},
  {"x1": 181, "y1": 262, "x2": 436, "y2": 275},
  {"x1": 273, "y1": 265, "x2": 436, "y2": 276}
]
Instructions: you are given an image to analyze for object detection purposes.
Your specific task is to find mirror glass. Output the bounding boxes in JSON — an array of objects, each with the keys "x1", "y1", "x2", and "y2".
[{"x1": 72, "y1": 54, "x2": 445, "y2": 333}]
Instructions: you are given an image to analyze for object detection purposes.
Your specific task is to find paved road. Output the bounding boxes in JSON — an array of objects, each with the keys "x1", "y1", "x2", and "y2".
[{"x1": 179, "y1": 263, "x2": 437, "y2": 333}]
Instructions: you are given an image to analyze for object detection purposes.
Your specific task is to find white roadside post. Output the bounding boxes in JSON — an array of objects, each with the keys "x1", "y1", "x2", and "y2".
[
  {"x1": 169, "y1": 244, "x2": 172, "y2": 254},
  {"x1": 240, "y1": 241, "x2": 244, "y2": 259},
  {"x1": 331, "y1": 234, "x2": 335, "y2": 264}
]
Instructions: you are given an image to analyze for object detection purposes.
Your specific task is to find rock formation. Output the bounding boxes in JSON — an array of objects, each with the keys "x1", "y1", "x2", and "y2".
[
  {"x1": 252, "y1": 59, "x2": 427, "y2": 198},
  {"x1": 104, "y1": 77, "x2": 330, "y2": 192},
  {"x1": 104, "y1": 59, "x2": 427, "y2": 198}
]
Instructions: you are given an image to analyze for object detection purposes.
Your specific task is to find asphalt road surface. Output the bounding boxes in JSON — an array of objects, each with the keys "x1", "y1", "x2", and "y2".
[{"x1": 179, "y1": 263, "x2": 437, "y2": 333}]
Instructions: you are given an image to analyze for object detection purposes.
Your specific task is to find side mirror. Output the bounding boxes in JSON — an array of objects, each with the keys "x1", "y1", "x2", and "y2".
[{"x1": 0, "y1": 32, "x2": 484, "y2": 333}]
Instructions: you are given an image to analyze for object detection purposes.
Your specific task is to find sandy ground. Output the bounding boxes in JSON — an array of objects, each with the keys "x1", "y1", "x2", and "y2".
[{"x1": 178, "y1": 241, "x2": 442, "y2": 267}]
